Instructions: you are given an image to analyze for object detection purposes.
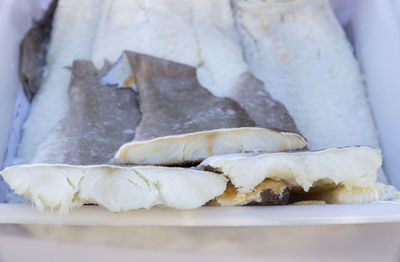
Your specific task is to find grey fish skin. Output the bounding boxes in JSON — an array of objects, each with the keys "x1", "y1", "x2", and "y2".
[
  {"x1": 19, "y1": 0, "x2": 58, "y2": 101},
  {"x1": 230, "y1": 72, "x2": 300, "y2": 134},
  {"x1": 32, "y1": 60, "x2": 141, "y2": 165},
  {"x1": 125, "y1": 51, "x2": 255, "y2": 141}
]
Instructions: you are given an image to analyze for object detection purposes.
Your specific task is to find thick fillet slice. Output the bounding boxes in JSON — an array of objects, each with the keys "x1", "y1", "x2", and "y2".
[
  {"x1": 200, "y1": 146, "x2": 399, "y2": 203},
  {"x1": 200, "y1": 147, "x2": 382, "y2": 193},
  {"x1": 115, "y1": 127, "x2": 305, "y2": 165},
  {"x1": 1, "y1": 164, "x2": 227, "y2": 214}
]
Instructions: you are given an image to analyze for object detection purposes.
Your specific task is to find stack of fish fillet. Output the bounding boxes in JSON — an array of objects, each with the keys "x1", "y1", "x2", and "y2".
[{"x1": 1, "y1": 0, "x2": 398, "y2": 214}]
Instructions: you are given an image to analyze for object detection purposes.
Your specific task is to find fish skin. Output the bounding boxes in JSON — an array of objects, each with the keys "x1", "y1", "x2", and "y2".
[
  {"x1": 230, "y1": 72, "x2": 300, "y2": 134},
  {"x1": 18, "y1": 0, "x2": 58, "y2": 101},
  {"x1": 111, "y1": 52, "x2": 306, "y2": 165},
  {"x1": 32, "y1": 60, "x2": 141, "y2": 165},
  {"x1": 124, "y1": 51, "x2": 255, "y2": 141}
]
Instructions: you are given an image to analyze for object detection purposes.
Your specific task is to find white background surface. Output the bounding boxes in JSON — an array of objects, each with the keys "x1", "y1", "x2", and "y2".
[{"x1": 0, "y1": 0, "x2": 400, "y2": 261}]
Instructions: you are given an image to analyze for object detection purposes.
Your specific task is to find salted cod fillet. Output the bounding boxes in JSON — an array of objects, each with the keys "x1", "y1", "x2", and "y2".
[
  {"x1": 111, "y1": 52, "x2": 299, "y2": 205},
  {"x1": 112, "y1": 52, "x2": 306, "y2": 165},
  {"x1": 1, "y1": 164, "x2": 227, "y2": 214},
  {"x1": 92, "y1": 0, "x2": 303, "y2": 164},
  {"x1": 93, "y1": 0, "x2": 298, "y2": 132},
  {"x1": 4, "y1": 61, "x2": 227, "y2": 213},
  {"x1": 233, "y1": 0, "x2": 380, "y2": 150},
  {"x1": 16, "y1": 0, "x2": 104, "y2": 163},
  {"x1": 199, "y1": 147, "x2": 399, "y2": 204}
]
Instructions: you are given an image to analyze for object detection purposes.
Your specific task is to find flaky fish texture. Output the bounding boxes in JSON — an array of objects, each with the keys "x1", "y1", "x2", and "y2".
[
  {"x1": 200, "y1": 147, "x2": 385, "y2": 194},
  {"x1": 1, "y1": 164, "x2": 227, "y2": 214},
  {"x1": 200, "y1": 146, "x2": 400, "y2": 204},
  {"x1": 6, "y1": 59, "x2": 230, "y2": 213},
  {"x1": 233, "y1": 0, "x2": 380, "y2": 150}
]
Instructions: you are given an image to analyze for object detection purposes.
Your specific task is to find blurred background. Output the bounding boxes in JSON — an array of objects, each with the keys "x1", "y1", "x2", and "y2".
[{"x1": 1, "y1": 223, "x2": 400, "y2": 261}]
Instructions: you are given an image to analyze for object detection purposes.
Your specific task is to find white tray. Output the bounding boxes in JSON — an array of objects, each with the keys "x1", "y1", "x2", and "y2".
[
  {"x1": 1, "y1": 203, "x2": 400, "y2": 226},
  {"x1": 1, "y1": 0, "x2": 400, "y2": 226}
]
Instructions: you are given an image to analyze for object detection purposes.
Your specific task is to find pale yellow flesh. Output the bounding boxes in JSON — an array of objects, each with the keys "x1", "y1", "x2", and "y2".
[
  {"x1": 210, "y1": 178, "x2": 288, "y2": 206},
  {"x1": 114, "y1": 128, "x2": 306, "y2": 165},
  {"x1": 1, "y1": 164, "x2": 227, "y2": 214},
  {"x1": 200, "y1": 147, "x2": 383, "y2": 194}
]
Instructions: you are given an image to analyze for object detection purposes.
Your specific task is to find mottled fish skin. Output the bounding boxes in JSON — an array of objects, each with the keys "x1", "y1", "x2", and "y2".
[
  {"x1": 230, "y1": 72, "x2": 299, "y2": 134},
  {"x1": 125, "y1": 51, "x2": 255, "y2": 141},
  {"x1": 19, "y1": 0, "x2": 58, "y2": 101},
  {"x1": 32, "y1": 60, "x2": 141, "y2": 165}
]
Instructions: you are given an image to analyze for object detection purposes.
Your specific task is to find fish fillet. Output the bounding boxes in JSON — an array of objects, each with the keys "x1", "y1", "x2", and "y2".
[
  {"x1": 233, "y1": 0, "x2": 380, "y2": 150},
  {"x1": 16, "y1": 0, "x2": 104, "y2": 163},
  {"x1": 92, "y1": 0, "x2": 301, "y2": 165},
  {"x1": 92, "y1": 0, "x2": 245, "y2": 96},
  {"x1": 32, "y1": 60, "x2": 141, "y2": 165},
  {"x1": 200, "y1": 147, "x2": 383, "y2": 193},
  {"x1": 200, "y1": 146, "x2": 399, "y2": 203},
  {"x1": 125, "y1": 52, "x2": 254, "y2": 141},
  {"x1": 115, "y1": 128, "x2": 305, "y2": 165},
  {"x1": 112, "y1": 52, "x2": 306, "y2": 165},
  {"x1": 91, "y1": 0, "x2": 199, "y2": 69},
  {"x1": 93, "y1": 0, "x2": 299, "y2": 135},
  {"x1": 1, "y1": 164, "x2": 227, "y2": 214},
  {"x1": 7, "y1": 59, "x2": 228, "y2": 213}
]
